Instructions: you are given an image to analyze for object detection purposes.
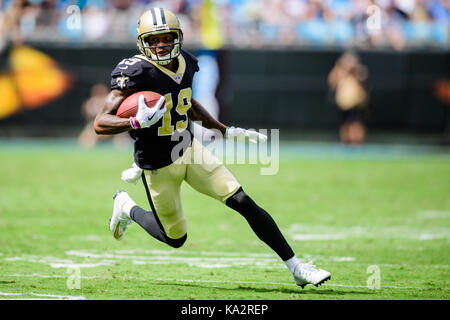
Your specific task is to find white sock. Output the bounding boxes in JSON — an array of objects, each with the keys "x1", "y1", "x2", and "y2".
[
  {"x1": 121, "y1": 194, "x2": 136, "y2": 218},
  {"x1": 284, "y1": 255, "x2": 301, "y2": 274}
]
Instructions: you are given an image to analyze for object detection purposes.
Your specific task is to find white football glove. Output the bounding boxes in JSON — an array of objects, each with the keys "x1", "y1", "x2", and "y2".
[
  {"x1": 134, "y1": 95, "x2": 166, "y2": 128},
  {"x1": 225, "y1": 126, "x2": 268, "y2": 144},
  {"x1": 121, "y1": 162, "x2": 143, "y2": 184}
]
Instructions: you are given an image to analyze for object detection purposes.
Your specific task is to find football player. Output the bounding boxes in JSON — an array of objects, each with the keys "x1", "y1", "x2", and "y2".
[{"x1": 93, "y1": 8, "x2": 331, "y2": 288}]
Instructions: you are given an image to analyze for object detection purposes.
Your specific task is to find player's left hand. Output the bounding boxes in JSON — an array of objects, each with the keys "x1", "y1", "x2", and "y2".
[
  {"x1": 226, "y1": 126, "x2": 268, "y2": 144},
  {"x1": 121, "y1": 162, "x2": 143, "y2": 184}
]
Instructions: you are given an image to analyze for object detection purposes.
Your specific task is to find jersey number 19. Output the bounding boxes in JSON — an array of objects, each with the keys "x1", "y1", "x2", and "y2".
[{"x1": 158, "y1": 87, "x2": 192, "y2": 136}]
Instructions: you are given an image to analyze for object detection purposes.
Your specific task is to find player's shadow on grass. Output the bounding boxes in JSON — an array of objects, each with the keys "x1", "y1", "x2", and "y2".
[
  {"x1": 236, "y1": 285, "x2": 373, "y2": 296},
  {"x1": 154, "y1": 281, "x2": 374, "y2": 296}
]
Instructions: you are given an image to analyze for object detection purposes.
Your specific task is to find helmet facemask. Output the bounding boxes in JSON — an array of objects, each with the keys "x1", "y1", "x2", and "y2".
[{"x1": 138, "y1": 30, "x2": 183, "y2": 66}]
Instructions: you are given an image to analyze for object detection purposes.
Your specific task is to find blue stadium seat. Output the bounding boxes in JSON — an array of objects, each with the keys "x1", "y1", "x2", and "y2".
[
  {"x1": 328, "y1": 19, "x2": 354, "y2": 44},
  {"x1": 402, "y1": 21, "x2": 433, "y2": 43},
  {"x1": 129, "y1": 21, "x2": 139, "y2": 38},
  {"x1": 258, "y1": 22, "x2": 279, "y2": 42},
  {"x1": 58, "y1": 18, "x2": 83, "y2": 42},
  {"x1": 296, "y1": 19, "x2": 331, "y2": 45},
  {"x1": 431, "y1": 21, "x2": 449, "y2": 45}
]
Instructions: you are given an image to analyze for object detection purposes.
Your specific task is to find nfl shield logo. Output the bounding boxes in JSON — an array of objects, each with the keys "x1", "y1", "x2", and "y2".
[{"x1": 174, "y1": 75, "x2": 181, "y2": 84}]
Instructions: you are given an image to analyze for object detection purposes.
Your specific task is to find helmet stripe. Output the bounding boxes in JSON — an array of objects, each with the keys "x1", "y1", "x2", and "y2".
[
  {"x1": 160, "y1": 8, "x2": 166, "y2": 24},
  {"x1": 150, "y1": 8, "x2": 157, "y2": 25},
  {"x1": 154, "y1": 7, "x2": 162, "y2": 25}
]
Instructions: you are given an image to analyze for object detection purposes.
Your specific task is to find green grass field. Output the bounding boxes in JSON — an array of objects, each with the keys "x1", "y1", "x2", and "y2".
[{"x1": 0, "y1": 140, "x2": 449, "y2": 300}]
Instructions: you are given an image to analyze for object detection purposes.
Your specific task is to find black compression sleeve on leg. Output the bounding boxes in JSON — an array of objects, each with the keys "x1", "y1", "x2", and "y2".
[
  {"x1": 225, "y1": 188, "x2": 295, "y2": 261},
  {"x1": 130, "y1": 206, "x2": 186, "y2": 248}
]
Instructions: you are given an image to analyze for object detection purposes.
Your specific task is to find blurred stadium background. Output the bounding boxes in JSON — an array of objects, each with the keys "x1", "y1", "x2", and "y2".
[
  {"x1": 0, "y1": 0, "x2": 448, "y2": 144},
  {"x1": 0, "y1": 0, "x2": 449, "y2": 301}
]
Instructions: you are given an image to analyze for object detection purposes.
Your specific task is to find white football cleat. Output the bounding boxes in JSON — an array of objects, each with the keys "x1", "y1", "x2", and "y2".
[
  {"x1": 293, "y1": 263, "x2": 331, "y2": 288},
  {"x1": 109, "y1": 190, "x2": 133, "y2": 240}
]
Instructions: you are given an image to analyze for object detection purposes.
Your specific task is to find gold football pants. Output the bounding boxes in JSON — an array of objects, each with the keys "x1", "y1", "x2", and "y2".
[{"x1": 142, "y1": 138, "x2": 241, "y2": 239}]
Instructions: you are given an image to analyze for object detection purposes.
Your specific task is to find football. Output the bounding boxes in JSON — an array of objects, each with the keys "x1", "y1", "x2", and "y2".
[{"x1": 116, "y1": 91, "x2": 164, "y2": 118}]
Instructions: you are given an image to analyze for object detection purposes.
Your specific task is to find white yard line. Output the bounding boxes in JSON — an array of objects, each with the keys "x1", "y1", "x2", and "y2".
[
  {"x1": 9, "y1": 273, "x2": 97, "y2": 279},
  {"x1": 416, "y1": 210, "x2": 450, "y2": 220},
  {"x1": 67, "y1": 249, "x2": 276, "y2": 258},
  {"x1": 291, "y1": 234, "x2": 349, "y2": 241},
  {"x1": 64, "y1": 249, "x2": 356, "y2": 268},
  {"x1": 286, "y1": 224, "x2": 450, "y2": 241},
  {"x1": 5, "y1": 254, "x2": 116, "y2": 269},
  {"x1": 4, "y1": 249, "x2": 449, "y2": 272},
  {"x1": 378, "y1": 263, "x2": 450, "y2": 269}
]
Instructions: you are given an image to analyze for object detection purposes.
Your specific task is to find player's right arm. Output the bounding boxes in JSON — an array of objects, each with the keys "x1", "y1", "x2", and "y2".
[
  {"x1": 93, "y1": 88, "x2": 136, "y2": 135},
  {"x1": 95, "y1": 56, "x2": 147, "y2": 135}
]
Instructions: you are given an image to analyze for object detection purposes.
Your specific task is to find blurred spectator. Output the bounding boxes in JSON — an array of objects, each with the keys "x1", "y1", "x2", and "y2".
[
  {"x1": 0, "y1": 0, "x2": 447, "y2": 49},
  {"x1": 0, "y1": 0, "x2": 31, "y2": 44},
  {"x1": 35, "y1": 0, "x2": 58, "y2": 28},
  {"x1": 328, "y1": 51, "x2": 369, "y2": 144},
  {"x1": 434, "y1": 79, "x2": 450, "y2": 144},
  {"x1": 107, "y1": 0, "x2": 142, "y2": 42},
  {"x1": 82, "y1": 0, "x2": 109, "y2": 41},
  {"x1": 78, "y1": 82, "x2": 131, "y2": 149}
]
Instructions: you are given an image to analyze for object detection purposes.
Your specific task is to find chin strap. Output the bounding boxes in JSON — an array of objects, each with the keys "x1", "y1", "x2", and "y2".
[{"x1": 156, "y1": 58, "x2": 172, "y2": 66}]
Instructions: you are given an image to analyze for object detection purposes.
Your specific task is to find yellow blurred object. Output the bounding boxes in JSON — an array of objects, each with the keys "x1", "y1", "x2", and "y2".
[
  {"x1": 0, "y1": 45, "x2": 71, "y2": 118},
  {"x1": 0, "y1": 74, "x2": 20, "y2": 118},
  {"x1": 10, "y1": 45, "x2": 71, "y2": 109},
  {"x1": 200, "y1": 0, "x2": 223, "y2": 50}
]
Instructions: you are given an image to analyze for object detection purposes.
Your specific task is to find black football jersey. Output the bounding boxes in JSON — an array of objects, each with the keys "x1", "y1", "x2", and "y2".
[{"x1": 110, "y1": 49, "x2": 199, "y2": 170}]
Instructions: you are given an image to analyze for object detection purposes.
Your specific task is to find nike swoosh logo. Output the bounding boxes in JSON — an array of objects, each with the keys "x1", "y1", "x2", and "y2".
[{"x1": 119, "y1": 66, "x2": 128, "y2": 69}]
